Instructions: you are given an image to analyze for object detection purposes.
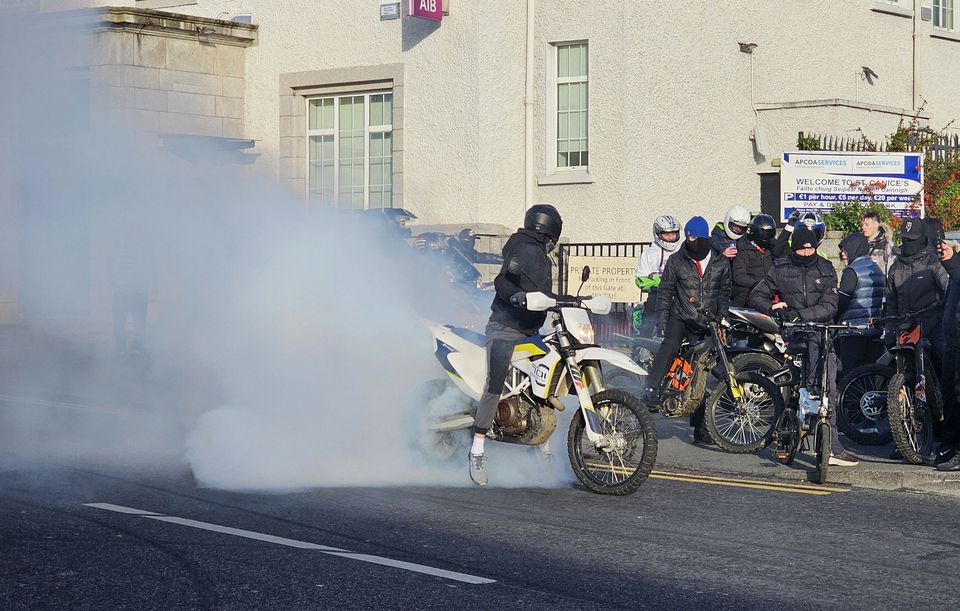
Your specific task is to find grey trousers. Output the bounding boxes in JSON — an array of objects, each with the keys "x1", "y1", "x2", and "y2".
[{"x1": 474, "y1": 321, "x2": 529, "y2": 434}]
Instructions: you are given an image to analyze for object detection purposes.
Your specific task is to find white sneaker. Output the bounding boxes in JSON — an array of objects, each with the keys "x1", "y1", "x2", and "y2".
[
  {"x1": 468, "y1": 452, "x2": 487, "y2": 486},
  {"x1": 799, "y1": 388, "x2": 822, "y2": 418}
]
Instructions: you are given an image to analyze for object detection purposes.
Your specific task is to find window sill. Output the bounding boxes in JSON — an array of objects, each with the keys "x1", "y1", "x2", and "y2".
[
  {"x1": 537, "y1": 170, "x2": 594, "y2": 185},
  {"x1": 931, "y1": 29, "x2": 960, "y2": 42},
  {"x1": 870, "y1": 2, "x2": 913, "y2": 18}
]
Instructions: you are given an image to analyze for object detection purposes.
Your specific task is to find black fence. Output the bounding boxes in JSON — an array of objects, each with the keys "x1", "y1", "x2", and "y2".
[{"x1": 556, "y1": 241, "x2": 650, "y2": 344}]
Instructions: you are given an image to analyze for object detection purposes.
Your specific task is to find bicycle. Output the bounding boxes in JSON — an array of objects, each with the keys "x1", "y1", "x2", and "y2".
[
  {"x1": 878, "y1": 304, "x2": 945, "y2": 465},
  {"x1": 771, "y1": 320, "x2": 873, "y2": 484}
]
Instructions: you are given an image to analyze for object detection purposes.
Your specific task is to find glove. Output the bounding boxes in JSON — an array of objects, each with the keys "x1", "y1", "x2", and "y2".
[
  {"x1": 510, "y1": 292, "x2": 527, "y2": 308},
  {"x1": 782, "y1": 308, "x2": 801, "y2": 323},
  {"x1": 785, "y1": 210, "x2": 800, "y2": 233}
]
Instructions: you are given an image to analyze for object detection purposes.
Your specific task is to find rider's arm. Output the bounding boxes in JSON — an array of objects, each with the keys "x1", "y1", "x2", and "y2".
[
  {"x1": 748, "y1": 271, "x2": 777, "y2": 315},
  {"x1": 655, "y1": 256, "x2": 678, "y2": 325},
  {"x1": 836, "y1": 267, "x2": 858, "y2": 318},
  {"x1": 943, "y1": 249, "x2": 960, "y2": 281},
  {"x1": 717, "y1": 259, "x2": 732, "y2": 317}
]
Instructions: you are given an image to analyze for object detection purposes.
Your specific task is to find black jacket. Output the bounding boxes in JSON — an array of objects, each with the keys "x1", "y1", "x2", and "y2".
[
  {"x1": 750, "y1": 255, "x2": 839, "y2": 323},
  {"x1": 886, "y1": 249, "x2": 948, "y2": 336},
  {"x1": 941, "y1": 253, "x2": 960, "y2": 408},
  {"x1": 656, "y1": 244, "x2": 732, "y2": 328},
  {"x1": 489, "y1": 229, "x2": 554, "y2": 334},
  {"x1": 731, "y1": 239, "x2": 772, "y2": 307},
  {"x1": 710, "y1": 223, "x2": 737, "y2": 256}
]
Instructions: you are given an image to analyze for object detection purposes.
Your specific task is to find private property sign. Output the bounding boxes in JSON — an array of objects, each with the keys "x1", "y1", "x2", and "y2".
[
  {"x1": 780, "y1": 151, "x2": 924, "y2": 222},
  {"x1": 408, "y1": 0, "x2": 442, "y2": 21},
  {"x1": 566, "y1": 256, "x2": 640, "y2": 304}
]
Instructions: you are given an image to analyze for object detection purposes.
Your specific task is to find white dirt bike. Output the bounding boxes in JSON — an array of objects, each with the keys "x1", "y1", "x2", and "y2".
[{"x1": 421, "y1": 266, "x2": 658, "y2": 495}]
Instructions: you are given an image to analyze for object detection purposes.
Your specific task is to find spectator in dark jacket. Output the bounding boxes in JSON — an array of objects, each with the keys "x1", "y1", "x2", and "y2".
[
  {"x1": 835, "y1": 232, "x2": 884, "y2": 373},
  {"x1": 885, "y1": 219, "x2": 948, "y2": 355},
  {"x1": 934, "y1": 239, "x2": 960, "y2": 470},
  {"x1": 731, "y1": 214, "x2": 776, "y2": 307},
  {"x1": 750, "y1": 226, "x2": 857, "y2": 466},
  {"x1": 469, "y1": 204, "x2": 561, "y2": 486},
  {"x1": 643, "y1": 216, "x2": 732, "y2": 407}
]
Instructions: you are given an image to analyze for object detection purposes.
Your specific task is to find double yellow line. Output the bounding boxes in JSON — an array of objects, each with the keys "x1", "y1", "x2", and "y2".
[{"x1": 587, "y1": 463, "x2": 850, "y2": 495}]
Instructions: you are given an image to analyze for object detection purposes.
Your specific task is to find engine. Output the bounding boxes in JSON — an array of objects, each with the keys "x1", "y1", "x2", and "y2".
[
  {"x1": 495, "y1": 396, "x2": 529, "y2": 435},
  {"x1": 494, "y1": 396, "x2": 557, "y2": 445}
]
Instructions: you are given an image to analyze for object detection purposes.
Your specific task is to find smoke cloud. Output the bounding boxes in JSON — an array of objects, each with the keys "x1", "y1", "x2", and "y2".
[{"x1": 0, "y1": 8, "x2": 574, "y2": 490}]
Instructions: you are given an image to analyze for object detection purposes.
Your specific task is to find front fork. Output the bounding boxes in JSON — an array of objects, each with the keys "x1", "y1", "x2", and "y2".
[
  {"x1": 555, "y1": 323, "x2": 606, "y2": 446},
  {"x1": 712, "y1": 323, "x2": 744, "y2": 400}
]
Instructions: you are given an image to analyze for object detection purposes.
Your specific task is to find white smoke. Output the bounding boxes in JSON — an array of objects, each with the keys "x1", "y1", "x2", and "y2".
[{"x1": 0, "y1": 9, "x2": 575, "y2": 490}]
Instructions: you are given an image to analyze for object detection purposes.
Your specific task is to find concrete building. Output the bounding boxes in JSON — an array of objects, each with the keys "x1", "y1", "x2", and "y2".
[
  {"x1": 2, "y1": 0, "x2": 960, "y2": 326},
  {"x1": 14, "y1": 0, "x2": 960, "y2": 242}
]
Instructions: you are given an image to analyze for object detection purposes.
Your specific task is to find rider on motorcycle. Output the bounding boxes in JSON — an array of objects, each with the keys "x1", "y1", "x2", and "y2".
[
  {"x1": 731, "y1": 213, "x2": 776, "y2": 307},
  {"x1": 642, "y1": 216, "x2": 732, "y2": 441},
  {"x1": 634, "y1": 215, "x2": 682, "y2": 336},
  {"x1": 468, "y1": 204, "x2": 562, "y2": 486},
  {"x1": 711, "y1": 205, "x2": 751, "y2": 260},
  {"x1": 750, "y1": 225, "x2": 859, "y2": 467}
]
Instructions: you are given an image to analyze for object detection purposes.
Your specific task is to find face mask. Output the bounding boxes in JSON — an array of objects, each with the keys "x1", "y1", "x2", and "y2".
[
  {"x1": 685, "y1": 238, "x2": 711, "y2": 261},
  {"x1": 790, "y1": 251, "x2": 817, "y2": 266},
  {"x1": 900, "y1": 237, "x2": 926, "y2": 257}
]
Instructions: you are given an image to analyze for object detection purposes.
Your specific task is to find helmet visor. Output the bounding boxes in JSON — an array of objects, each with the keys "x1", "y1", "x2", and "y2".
[{"x1": 729, "y1": 222, "x2": 748, "y2": 236}]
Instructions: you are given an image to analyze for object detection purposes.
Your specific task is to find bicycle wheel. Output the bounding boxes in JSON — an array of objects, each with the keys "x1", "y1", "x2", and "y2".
[
  {"x1": 568, "y1": 390, "x2": 658, "y2": 496},
  {"x1": 815, "y1": 421, "x2": 831, "y2": 484},
  {"x1": 837, "y1": 364, "x2": 893, "y2": 446},
  {"x1": 887, "y1": 371, "x2": 934, "y2": 465},
  {"x1": 705, "y1": 372, "x2": 784, "y2": 454},
  {"x1": 773, "y1": 407, "x2": 801, "y2": 466}
]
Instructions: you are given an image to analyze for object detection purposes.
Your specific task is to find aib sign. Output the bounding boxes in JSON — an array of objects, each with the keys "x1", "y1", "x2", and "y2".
[{"x1": 408, "y1": 0, "x2": 442, "y2": 21}]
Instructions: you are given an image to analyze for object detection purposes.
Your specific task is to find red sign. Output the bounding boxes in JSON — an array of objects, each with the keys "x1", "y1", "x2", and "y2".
[{"x1": 408, "y1": 0, "x2": 442, "y2": 21}]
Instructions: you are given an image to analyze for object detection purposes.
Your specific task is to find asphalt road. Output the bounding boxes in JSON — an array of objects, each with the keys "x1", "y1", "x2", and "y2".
[{"x1": 3, "y1": 454, "x2": 960, "y2": 610}]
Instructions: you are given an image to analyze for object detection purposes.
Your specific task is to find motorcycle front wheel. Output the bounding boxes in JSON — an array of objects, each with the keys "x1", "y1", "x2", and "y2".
[
  {"x1": 567, "y1": 390, "x2": 658, "y2": 496},
  {"x1": 837, "y1": 363, "x2": 893, "y2": 446},
  {"x1": 887, "y1": 371, "x2": 933, "y2": 465},
  {"x1": 705, "y1": 372, "x2": 784, "y2": 454}
]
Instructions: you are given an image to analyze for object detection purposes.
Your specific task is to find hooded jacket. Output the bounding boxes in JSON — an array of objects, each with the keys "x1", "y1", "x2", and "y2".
[
  {"x1": 750, "y1": 255, "x2": 839, "y2": 323},
  {"x1": 866, "y1": 224, "x2": 897, "y2": 274},
  {"x1": 886, "y1": 248, "x2": 948, "y2": 337},
  {"x1": 837, "y1": 232, "x2": 884, "y2": 326},
  {"x1": 656, "y1": 241, "x2": 732, "y2": 328},
  {"x1": 731, "y1": 239, "x2": 773, "y2": 307},
  {"x1": 489, "y1": 228, "x2": 554, "y2": 334}
]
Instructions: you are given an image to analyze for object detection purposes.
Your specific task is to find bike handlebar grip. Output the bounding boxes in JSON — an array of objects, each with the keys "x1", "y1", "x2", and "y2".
[{"x1": 510, "y1": 291, "x2": 527, "y2": 308}]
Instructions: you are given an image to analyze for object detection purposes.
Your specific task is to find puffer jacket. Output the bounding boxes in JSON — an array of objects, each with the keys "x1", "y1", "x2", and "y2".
[
  {"x1": 837, "y1": 256, "x2": 884, "y2": 325},
  {"x1": 731, "y1": 239, "x2": 773, "y2": 307},
  {"x1": 490, "y1": 228, "x2": 554, "y2": 335},
  {"x1": 656, "y1": 244, "x2": 732, "y2": 328},
  {"x1": 750, "y1": 255, "x2": 839, "y2": 323},
  {"x1": 886, "y1": 249, "x2": 948, "y2": 336}
]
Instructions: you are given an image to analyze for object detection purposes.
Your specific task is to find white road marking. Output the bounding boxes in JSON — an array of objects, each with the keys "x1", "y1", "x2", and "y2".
[
  {"x1": 84, "y1": 503, "x2": 496, "y2": 585},
  {"x1": 83, "y1": 503, "x2": 162, "y2": 515}
]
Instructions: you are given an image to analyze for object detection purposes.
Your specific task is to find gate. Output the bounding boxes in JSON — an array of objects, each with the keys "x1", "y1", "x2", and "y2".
[{"x1": 556, "y1": 242, "x2": 650, "y2": 344}]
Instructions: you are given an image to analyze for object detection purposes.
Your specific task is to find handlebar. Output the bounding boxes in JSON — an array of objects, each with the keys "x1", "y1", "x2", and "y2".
[
  {"x1": 872, "y1": 302, "x2": 942, "y2": 325},
  {"x1": 516, "y1": 292, "x2": 613, "y2": 315},
  {"x1": 780, "y1": 320, "x2": 875, "y2": 331}
]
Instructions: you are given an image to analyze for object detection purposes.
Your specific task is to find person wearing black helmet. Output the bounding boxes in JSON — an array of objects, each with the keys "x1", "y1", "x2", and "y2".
[
  {"x1": 468, "y1": 204, "x2": 562, "y2": 486},
  {"x1": 731, "y1": 213, "x2": 776, "y2": 307}
]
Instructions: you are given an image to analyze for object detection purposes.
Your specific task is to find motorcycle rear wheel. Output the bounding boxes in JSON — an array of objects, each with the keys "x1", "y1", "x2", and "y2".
[
  {"x1": 567, "y1": 390, "x2": 657, "y2": 496},
  {"x1": 837, "y1": 363, "x2": 893, "y2": 446},
  {"x1": 705, "y1": 372, "x2": 784, "y2": 454},
  {"x1": 887, "y1": 371, "x2": 933, "y2": 465}
]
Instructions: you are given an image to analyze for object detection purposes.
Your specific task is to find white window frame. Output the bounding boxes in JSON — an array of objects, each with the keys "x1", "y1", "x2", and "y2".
[
  {"x1": 304, "y1": 91, "x2": 393, "y2": 210},
  {"x1": 934, "y1": 0, "x2": 955, "y2": 30},
  {"x1": 541, "y1": 39, "x2": 593, "y2": 185}
]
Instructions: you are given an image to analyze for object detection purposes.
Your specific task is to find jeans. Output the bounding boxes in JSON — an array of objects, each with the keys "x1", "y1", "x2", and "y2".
[{"x1": 474, "y1": 321, "x2": 529, "y2": 434}]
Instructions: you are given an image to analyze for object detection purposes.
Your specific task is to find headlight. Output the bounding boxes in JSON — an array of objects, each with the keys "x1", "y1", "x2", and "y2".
[{"x1": 572, "y1": 322, "x2": 595, "y2": 345}]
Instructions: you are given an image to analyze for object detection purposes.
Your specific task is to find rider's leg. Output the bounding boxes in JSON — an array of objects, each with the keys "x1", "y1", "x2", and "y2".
[
  {"x1": 473, "y1": 322, "x2": 527, "y2": 445},
  {"x1": 644, "y1": 316, "x2": 687, "y2": 393}
]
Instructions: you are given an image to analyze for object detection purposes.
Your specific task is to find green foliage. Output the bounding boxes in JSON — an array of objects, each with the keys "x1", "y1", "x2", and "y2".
[
  {"x1": 797, "y1": 133, "x2": 820, "y2": 151},
  {"x1": 932, "y1": 177, "x2": 960, "y2": 230},
  {"x1": 823, "y1": 201, "x2": 899, "y2": 234}
]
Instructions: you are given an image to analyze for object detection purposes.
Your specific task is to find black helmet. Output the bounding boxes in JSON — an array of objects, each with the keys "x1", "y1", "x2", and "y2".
[
  {"x1": 748, "y1": 213, "x2": 777, "y2": 247},
  {"x1": 524, "y1": 204, "x2": 563, "y2": 241}
]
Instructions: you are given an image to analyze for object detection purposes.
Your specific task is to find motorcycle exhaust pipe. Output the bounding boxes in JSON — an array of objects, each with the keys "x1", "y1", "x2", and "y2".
[{"x1": 429, "y1": 413, "x2": 475, "y2": 432}]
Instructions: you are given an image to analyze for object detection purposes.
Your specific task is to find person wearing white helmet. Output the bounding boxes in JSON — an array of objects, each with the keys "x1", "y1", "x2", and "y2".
[
  {"x1": 634, "y1": 215, "x2": 681, "y2": 336},
  {"x1": 711, "y1": 205, "x2": 751, "y2": 259}
]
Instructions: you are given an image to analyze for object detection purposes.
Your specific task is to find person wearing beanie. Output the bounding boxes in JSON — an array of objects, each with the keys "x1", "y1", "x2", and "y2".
[
  {"x1": 642, "y1": 215, "x2": 732, "y2": 443},
  {"x1": 835, "y1": 231, "x2": 884, "y2": 374},
  {"x1": 750, "y1": 225, "x2": 860, "y2": 466}
]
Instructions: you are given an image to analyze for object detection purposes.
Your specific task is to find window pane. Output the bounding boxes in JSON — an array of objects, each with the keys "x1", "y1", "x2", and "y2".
[
  {"x1": 369, "y1": 131, "x2": 393, "y2": 210},
  {"x1": 558, "y1": 45, "x2": 568, "y2": 77},
  {"x1": 558, "y1": 43, "x2": 587, "y2": 77},
  {"x1": 308, "y1": 98, "x2": 334, "y2": 130},
  {"x1": 383, "y1": 94, "x2": 393, "y2": 125},
  {"x1": 308, "y1": 134, "x2": 334, "y2": 206},
  {"x1": 338, "y1": 96, "x2": 365, "y2": 210}
]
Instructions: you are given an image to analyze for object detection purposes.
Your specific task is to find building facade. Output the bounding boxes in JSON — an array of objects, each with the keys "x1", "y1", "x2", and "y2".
[{"x1": 13, "y1": 0, "x2": 959, "y2": 243}]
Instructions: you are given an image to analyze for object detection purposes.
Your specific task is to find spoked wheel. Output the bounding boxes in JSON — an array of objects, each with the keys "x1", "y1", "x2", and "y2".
[
  {"x1": 411, "y1": 379, "x2": 470, "y2": 461},
  {"x1": 837, "y1": 364, "x2": 893, "y2": 446},
  {"x1": 887, "y1": 372, "x2": 933, "y2": 464},
  {"x1": 815, "y1": 421, "x2": 832, "y2": 484},
  {"x1": 773, "y1": 407, "x2": 801, "y2": 465},
  {"x1": 568, "y1": 389, "x2": 658, "y2": 495},
  {"x1": 705, "y1": 372, "x2": 784, "y2": 454},
  {"x1": 604, "y1": 368, "x2": 645, "y2": 398}
]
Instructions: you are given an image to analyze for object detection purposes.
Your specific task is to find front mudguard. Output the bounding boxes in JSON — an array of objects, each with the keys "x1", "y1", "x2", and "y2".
[{"x1": 576, "y1": 347, "x2": 647, "y2": 376}]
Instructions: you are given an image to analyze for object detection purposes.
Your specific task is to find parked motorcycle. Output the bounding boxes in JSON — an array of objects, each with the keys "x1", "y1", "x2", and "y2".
[
  {"x1": 835, "y1": 349, "x2": 894, "y2": 446},
  {"x1": 422, "y1": 267, "x2": 658, "y2": 495}
]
